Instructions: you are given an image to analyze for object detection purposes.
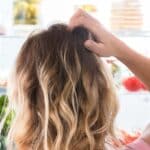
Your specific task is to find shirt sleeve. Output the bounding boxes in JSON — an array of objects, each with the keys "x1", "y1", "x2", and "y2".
[{"x1": 125, "y1": 138, "x2": 150, "y2": 150}]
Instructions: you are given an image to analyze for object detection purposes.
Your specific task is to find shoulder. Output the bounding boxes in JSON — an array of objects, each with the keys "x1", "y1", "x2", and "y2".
[{"x1": 122, "y1": 138, "x2": 150, "y2": 150}]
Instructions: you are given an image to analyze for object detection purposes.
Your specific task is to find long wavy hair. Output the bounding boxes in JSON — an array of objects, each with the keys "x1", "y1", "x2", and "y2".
[{"x1": 6, "y1": 24, "x2": 118, "y2": 150}]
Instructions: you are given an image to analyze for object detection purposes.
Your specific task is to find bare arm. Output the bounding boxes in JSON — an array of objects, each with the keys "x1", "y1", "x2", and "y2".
[
  {"x1": 109, "y1": 35, "x2": 150, "y2": 89},
  {"x1": 69, "y1": 9, "x2": 150, "y2": 89}
]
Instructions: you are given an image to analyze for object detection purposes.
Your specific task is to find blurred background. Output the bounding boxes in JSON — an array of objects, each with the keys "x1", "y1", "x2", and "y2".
[{"x1": 0, "y1": 0, "x2": 150, "y2": 135}]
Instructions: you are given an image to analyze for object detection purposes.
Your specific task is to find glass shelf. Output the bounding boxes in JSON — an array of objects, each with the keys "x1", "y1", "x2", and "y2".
[
  {"x1": 1, "y1": 31, "x2": 150, "y2": 39},
  {"x1": 113, "y1": 30, "x2": 150, "y2": 37},
  {"x1": 0, "y1": 35, "x2": 25, "y2": 39},
  {"x1": 0, "y1": 87, "x2": 6, "y2": 95}
]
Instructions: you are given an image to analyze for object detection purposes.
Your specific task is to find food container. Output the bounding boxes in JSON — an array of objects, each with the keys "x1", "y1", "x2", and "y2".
[{"x1": 13, "y1": 0, "x2": 40, "y2": 25}]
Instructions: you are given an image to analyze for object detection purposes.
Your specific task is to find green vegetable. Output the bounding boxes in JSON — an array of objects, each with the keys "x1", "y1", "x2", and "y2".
[{"x1": 0, "y1": 95, "x2": 15, "y2": 149}]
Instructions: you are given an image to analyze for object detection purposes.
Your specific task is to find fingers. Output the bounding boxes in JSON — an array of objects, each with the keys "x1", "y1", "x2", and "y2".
[
  {"x1": 69, "y1": 8, "x2": 97, "y2": 30},
  {"x1": 69, "y1": 9, "x2": 85, "y2": 29},
  {"x1": 144, "y1": 123, "x2": 150, "y2": 132},
  {"x1": 84, "y1": 40, "x2": 104, "y2": 56},
  {"x1": 69, "y1": 9, "x2": 103, "y2": 41},
  {"x1": 71, "y1": 8, "x2": 85, "y2": 19}
]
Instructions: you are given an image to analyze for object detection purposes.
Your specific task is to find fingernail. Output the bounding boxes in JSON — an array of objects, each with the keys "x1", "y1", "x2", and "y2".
[{"x1": 84, "y1": 40, "x2": 91, "y2": 48}]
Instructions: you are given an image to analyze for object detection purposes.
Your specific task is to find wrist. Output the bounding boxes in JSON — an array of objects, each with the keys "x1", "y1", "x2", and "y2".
[{"x1": 111, "y1": 35, "x2": 131, "y2": 60}]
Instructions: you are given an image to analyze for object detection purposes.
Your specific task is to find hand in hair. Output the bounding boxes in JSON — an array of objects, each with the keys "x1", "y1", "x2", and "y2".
[
  {"x1": 69, "y1": 9, "x2": 121, "y2": 57},
  {"x1": 69, "y1": 9, "x2": 150, "y2": 89}
]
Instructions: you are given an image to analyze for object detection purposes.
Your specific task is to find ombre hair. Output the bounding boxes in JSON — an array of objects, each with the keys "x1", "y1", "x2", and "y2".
[{"x1": 6, "y1": 24, "x2": 118, "y2": 150}]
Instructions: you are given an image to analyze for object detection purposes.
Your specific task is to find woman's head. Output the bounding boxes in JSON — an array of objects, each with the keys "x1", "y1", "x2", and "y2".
[{"x1": 7, "y1": 24, "x2": 118, "y2": 150}]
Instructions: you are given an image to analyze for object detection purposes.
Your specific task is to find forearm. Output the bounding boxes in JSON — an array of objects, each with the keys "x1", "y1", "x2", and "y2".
[{"x1": 113, "y1": 37, "x2": 150, "y2": 89}]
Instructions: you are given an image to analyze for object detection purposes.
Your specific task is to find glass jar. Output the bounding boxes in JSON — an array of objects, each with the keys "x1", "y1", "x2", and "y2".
[
  {"x1": 13, "y1": 0, "x2": 40, "y2": 25},
  {"x1": 110, "y1": 0, "x2": 143, "y2": 34}
]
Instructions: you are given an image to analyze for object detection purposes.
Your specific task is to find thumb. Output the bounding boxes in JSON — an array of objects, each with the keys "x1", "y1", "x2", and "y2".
[{"x1": 84, "y1": 40, "x2": 104, "y2": 56}]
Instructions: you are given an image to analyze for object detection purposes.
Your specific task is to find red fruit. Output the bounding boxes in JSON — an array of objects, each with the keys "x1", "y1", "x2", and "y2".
[
  {"x1": 119, "y1": 130, "x2": 141, "y2": 145},
  {"x1": 122, "y1": 76, "x2": 147, "y2": 91}
]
